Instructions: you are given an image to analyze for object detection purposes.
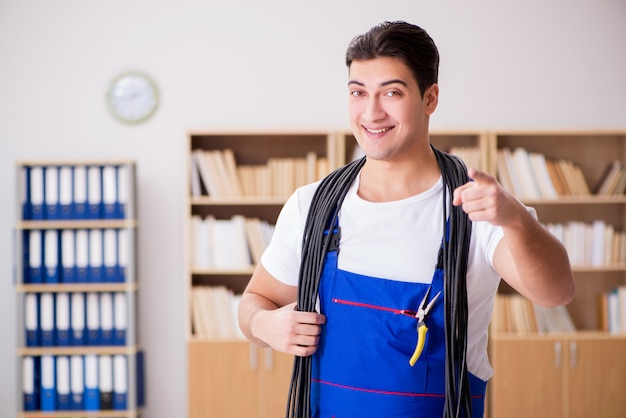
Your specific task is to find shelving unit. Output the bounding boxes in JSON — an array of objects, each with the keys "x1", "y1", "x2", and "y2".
[
  {"x1": 487, "y1": 131, "x2": 626, "y2": 418},
  {"x1": 185, "y1": 131, "x2": 339, "y2": 417},
  {"x1": 15, "y1": 160, "x2": 143, "y2": 418}
]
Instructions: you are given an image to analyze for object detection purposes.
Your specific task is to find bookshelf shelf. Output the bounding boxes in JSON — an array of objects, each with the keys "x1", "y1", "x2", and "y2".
[
  {"x1": 489, "y1": 130, "x2": 626, "y2": 418},
  {"x1": 14, "y1": 161, "x2": 144, "y2": 416}
]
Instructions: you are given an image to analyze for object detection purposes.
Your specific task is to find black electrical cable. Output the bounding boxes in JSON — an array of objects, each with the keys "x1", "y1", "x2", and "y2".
[{"x1": 287, "y1": 147, "x2": 473, "y2": 418}]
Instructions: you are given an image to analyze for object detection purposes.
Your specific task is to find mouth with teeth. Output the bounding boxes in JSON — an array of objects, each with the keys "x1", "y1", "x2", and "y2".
[{"x1": 365, "y1": 126, "x2": 394, "y2": 134}]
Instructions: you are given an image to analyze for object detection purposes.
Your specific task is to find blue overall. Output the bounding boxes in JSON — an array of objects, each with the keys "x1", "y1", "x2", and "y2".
[{"x1": 310, "y1": 231, "x2": 486, "y2": 418}]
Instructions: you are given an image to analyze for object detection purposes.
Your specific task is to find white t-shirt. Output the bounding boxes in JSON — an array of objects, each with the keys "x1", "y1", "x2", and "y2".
[{"x1": 261, "y1": 173, "x2": 508, "y2": 380}]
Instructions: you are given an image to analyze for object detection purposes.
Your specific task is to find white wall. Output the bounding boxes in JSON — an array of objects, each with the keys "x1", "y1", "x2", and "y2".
[{"x1": 0, "y1": 0, "x2": 624, "y2": 416}]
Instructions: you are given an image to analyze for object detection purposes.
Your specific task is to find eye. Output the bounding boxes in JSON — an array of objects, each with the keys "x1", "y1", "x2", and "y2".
[
  {"x1": 384, "y1": 90, "x2": 401, "y2": 97},
  {"x1": 350, "y1": 90, "x2": 364, "y2": 97}
]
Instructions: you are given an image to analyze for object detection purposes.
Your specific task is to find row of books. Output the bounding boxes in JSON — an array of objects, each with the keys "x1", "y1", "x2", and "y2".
[
  {"x1": 497, "y1": 147, "x2": 590, "y2": 199},
  {"x1": 191, "y1": 286, "x2": 244, "y2": 340},
  {"x1": 594, "y1": 160, "x2": 626, "y2": 196},
  {"x1": 23, "y1": 228, "x2": 129, "y2": 284},
  {"x1": 448, "y1": 146, "x2": 482, "y2": 171},
  {"x1": 491, "y1": 293, "x2": 576, "y2": 334},
  {"x1": 21, "y1": 164, "x2": 130, "y2": 221},
  {"x1": 601, "y1": 287, "x2": 626, "y2": 334},
  {"x1": 190, "y1": 149, "x2": 329, "y2": 198},
  {"x1": 544, "y1": 220, "x2": 626, "y2": 267},
  {"x1": 22, "y1": 353, "x2": 144, "y2": 412},
  {"x1": 191, "y1": 215, "x2": 274, "y2": 270},
  {"x1": 24, "y1": 292, "x2": 127, "y2": 348}
]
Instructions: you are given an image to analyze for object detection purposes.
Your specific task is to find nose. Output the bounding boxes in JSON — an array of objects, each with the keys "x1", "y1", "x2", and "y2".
[{"x1": 362, "y1": 96, "x2": 386, "y2": 122}]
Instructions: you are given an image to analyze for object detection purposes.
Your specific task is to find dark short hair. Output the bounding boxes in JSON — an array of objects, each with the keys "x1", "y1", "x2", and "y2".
[{"x1": 345, "y1": 21, "x2": 439, "y2": 97}]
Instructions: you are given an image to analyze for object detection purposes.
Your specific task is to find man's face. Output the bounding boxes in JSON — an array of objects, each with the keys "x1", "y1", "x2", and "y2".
[{"x1": 348, "y1": 56, "x2": 438, "y2": 162}]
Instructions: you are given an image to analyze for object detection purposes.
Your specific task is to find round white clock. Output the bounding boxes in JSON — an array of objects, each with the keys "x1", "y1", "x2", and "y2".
[{"x1": 107, "y1": 72, "x2": 159, "y2": 123}]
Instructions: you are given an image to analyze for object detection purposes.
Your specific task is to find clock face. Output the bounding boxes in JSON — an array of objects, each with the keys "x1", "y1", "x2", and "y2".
[{"x1": 107, "y1": 72, "x2": 158, "y2": 123}]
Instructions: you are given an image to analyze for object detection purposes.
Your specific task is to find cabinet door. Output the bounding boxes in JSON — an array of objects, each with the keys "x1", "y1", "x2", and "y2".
[
  {"x1": 490, "y1": 338, "x2": 564, "y2": 418},
  {"x1": 188, "y1": 341, "x2": 260, "y2": 418},
  {"x1": 258, "y1": 349, "x2": 294, "y2": 417},
  {"x1": 566, "y1": 337, "x2": 626, "y2": 418}
]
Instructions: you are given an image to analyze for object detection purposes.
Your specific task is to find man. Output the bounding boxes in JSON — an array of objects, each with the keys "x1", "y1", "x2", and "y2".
[{"x1": 238, "y1": 21, "x2": 574, "y2": 417}]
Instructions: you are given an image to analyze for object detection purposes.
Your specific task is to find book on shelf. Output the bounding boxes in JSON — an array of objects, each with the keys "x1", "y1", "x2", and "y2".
[
  {"x1": 491, "y1": 293, "x2": 576, "y2": 334},
  {"x1": 496, "y1": 147, "x2": 590, "y2": 199},
  {"x1": 190, "y1": 148, "x2": 329, "y2": 198},
  {"x1": 191, "y1": 285, "x2": 244, "y2": 340},
  {"x1": 447, "y1": 146, "x2": 481, "y2": 171},
  {"x1": 544, "y1": 220, "x2": 626, "y2": 267},
  {"x1": 593, "y1": 160, "x2": 626, "y2": 196},
  {"x1": 191, "y1": 214, "x2": 275, "y2": 270}
]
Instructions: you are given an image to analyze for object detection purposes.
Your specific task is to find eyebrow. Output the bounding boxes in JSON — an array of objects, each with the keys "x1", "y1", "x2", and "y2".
[{"x1": 348, "y1": 79, "x2": 408, "y2": 87}]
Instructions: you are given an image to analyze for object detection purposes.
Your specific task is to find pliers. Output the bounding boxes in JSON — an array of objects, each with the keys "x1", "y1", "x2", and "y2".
[{"x1": 409, "y1": 286, "x2": 441, "y2": 367}]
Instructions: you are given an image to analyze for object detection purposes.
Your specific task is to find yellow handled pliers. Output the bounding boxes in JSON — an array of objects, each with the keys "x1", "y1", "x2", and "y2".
[{"x1": 409, "y1": 286, "x2": 441, "y2": 366}]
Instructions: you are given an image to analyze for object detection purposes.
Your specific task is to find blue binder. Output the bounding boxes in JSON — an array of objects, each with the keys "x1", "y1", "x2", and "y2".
[
  {"x1": 70, "y1": 293, "x2": 86, "y2": 346},
  {"x1": 61, "y1": 230, "x2": 77, "y2": 283},
  {"x1": 25, "y1": 293, "x2": 39, "y2": 347},
  {"x1": 59, "y1": 166, "x2": 74, "y2": 220},
  {"x1": 23, "y1": 356, "x2": 37, "y2": 411},
  {"x1": 75, "y1": 230, "x2": 89, "y2": 283},
  {"x1": 44, "y1": 166, "x2": 60, "y2": 220},
  {"x1": 118, "y1": 165, "x2": 129, "y2": 219},
  {"x1": 30, "y1": 166, "x2": 44, "y2": 220},
  {"x1": 56, "y1": 356, "x2": 71, "y2": 410},
  {"x1": 113, "y1": 354, "x2": 128, "y2": 410},
  {"x1": 84, "y1": 354, "x2": 100, "y2": 411},
  {"x1": 103, "y1": 229, "x2": 120, "y2": 283},
  {"x1": 28, "y1": 230, "x2": 43, "y2": 284},
  {"x1": 70, "y1": 355, "x2": 84, "y2": 410},
  {"x1": 40, "y1": 355, "x2": 56, "y2": 411},
  {"x1": 118, "y1": 229, "x2": 128, "y2": 283},
  {"x1": 88, "y1": 229, "x2": 104, "y2": 283},
  {"x1": 86, "y1": 292, "x2": 101, "y2": 346},
  {"x1": 87, "y1": 166, "x2": 102, "y2": 219},
  {"x1": 100, "y1": 293, "x2": 114, "y2": 346},
  {"x1": 40, "y1": 293, "x2": 55, "y2": 347},
  {"x1": 73, "y1": 165, "x2": 88, "y2": 219},
  {"x1": 55, "y1": 293, "x2": 71, "y2": 346},
  {"x1": 21, "y1": 166, "x2": 31, "y2": 221},
  {"x1": 113, "y1": 293, "x2": 127, "y2": 346},
  {"x1": 102, "y1": 165, "x2": 119, "y2": 219},
  {"x1": 43, "y1": 229, "x2": 60, "y2": 284}
]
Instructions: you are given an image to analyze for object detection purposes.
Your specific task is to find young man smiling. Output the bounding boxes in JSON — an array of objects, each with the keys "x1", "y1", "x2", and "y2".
[{"x1": 238, "y1": 21, "x2": 574, "y2": 417}]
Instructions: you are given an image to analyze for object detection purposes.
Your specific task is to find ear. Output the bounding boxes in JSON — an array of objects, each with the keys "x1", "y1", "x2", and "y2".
[{"x1": 424, "y1": 84, "x2": 439, "y2": 115}]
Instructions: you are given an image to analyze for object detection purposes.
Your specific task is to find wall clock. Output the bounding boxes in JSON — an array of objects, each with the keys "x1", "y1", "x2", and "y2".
[{"x1": 107, "y1": 72, "x2": 159, "y2": 123}]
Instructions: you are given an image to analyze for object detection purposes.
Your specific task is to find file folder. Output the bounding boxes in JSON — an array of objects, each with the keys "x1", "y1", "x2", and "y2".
[
  {"x1": 86, "y1": 292, "x2": 100, "y2": 345},
  {"x1": 40, "y1": 355, "x2": 55, "y2": 411},
  {"x1": 70, "y1": 293, "x2": 86, "y2": 346},
  {"x1": 56, "y1": 356, "x2": 71, "y2": 410},
  {"x1": 23, "y1": 356, "x2": 37, "y2": 411},
  {"x1": 113, "y1": 293, "x2": 127, "y2": 346},
  {"x1": 88, "y1": 229, "x2": 103, "y2": 282},
  {"x1": 21, "y1": 165, "x2": 31, "y2": 221},
  {"x1": 59, "y1": 166, "x2": 73, "y2": 219},
  {"x1": 55, "y1": 293, "x2": 70, "y2": 346},
  {"x1": 30, "y1": 166, "x2": 44, "y2": 220},
  {"x1": 74, "y1": 165, "x2": 88, "y2": 219},
  {"x1": 45, "y1": 166, "x2": 60, "y2": 220},
  {"x1": 44, "y1": 229, "x2": 60, "y2": 284},
  {"x1": 87, "y1": 165, "x2": 102, "y2": 219},
  {"x1": 103, "y1": 229, "x2": 119, "y2": 282},
  {"x1": 84, "y1": 354, "x2": 99, "y2": 411},
  {"x1": 70, "y1": 355, "x2": 84, "y2": 410},
  {"x1": 99, "y1": 355, "x2": 113, "y2": 410},
  {"x1": 113, "y1": 355, "x2": 128, "y2": 410},
  {"x1": 28, "y1": 230, "x2": 43, "y2": 284},
  {"x1": 100, "y1": 293, "x2": 114, "y2": 346},
  {"x1": 40, "y1": 293, "x2": 55, "y2": 346},
  {"x1": 136, "y1": 350, "x2": 145, "y2": 407},
  {"x1": 61, "y1": 229, "x2": 76, "y2": 283},
  {"x1": 25, "y1": 293, "x2": 39, "y2": 347},
  {"x1": 102, "y1": 165, "x2": 118, "y2": 219},
  {"x1": 118, "y1": 165, "x2": 129, "y2": 219},
  {"x1": 118, "y1": 229, "x2": 128, "y2": 282},
  {"x1": 75, "y1": 229, "x2": 89, "y2": 283}
]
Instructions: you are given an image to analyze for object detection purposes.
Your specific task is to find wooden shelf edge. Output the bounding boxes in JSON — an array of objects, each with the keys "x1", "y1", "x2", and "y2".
[
  {"x1": 16, "y1": 282, "x2": 138, "y2": 293},
  {"x1": 16, "y1": 219, "x2": 138, "y2": 230},
  {"x1": 490, "y1": 330, "x2": 626, "y2": 340},
  {"x1": 19, "y1": 409, "x2": 142, "y2": 418},
  {"x1": 17, "y1": 345, "x2": 142, "y2": 356}
]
